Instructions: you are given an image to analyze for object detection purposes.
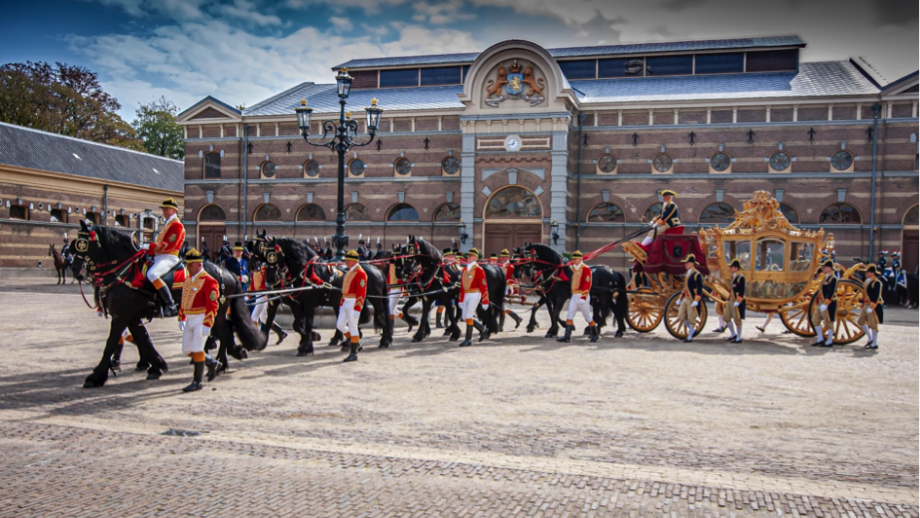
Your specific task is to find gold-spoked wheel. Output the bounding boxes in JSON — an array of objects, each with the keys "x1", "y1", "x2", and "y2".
[
  {"x1": 626, "y1": 290, "x2": 664, "y2": 333},
  {"x1": 805, "y1": 279, "x2": 866, "y2": 345},
  {"x1": 780, "y1": 289, "x2": 817, "y2": 337},
  {"x1": 664, "y1": 292, "x2": 709, "y2": 340}
]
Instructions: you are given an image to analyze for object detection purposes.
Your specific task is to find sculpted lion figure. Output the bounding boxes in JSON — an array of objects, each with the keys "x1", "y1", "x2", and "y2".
[
  {"x1": 485, "y1": 63, "x2": 508, "y2": 98},
  {"x1": 522, "y1": 62, "x2": 545, "y2": 97}
]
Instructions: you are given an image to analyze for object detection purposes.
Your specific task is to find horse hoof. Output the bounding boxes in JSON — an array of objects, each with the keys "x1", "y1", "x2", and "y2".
[
  {"x1": 340, "y1": 345, "x2": 349, "y2": 352},
  {"x1": 146, "y1": 371, "x2": 162, "y2": 381},
  {"x1": 83, "y1": 380, "x2": 103, "y2": 388},
  {"x1": 110, "y1": 361, "x2": 121, "y2": 372},
  {"x1": 615, "y1": 331, "x2": 624, "y2": 338},
  {"x1": 411, "y1": 337, "x2": 423, "y2": 343},
  {"x1": 296, "y1": 350, "x2": 313, "y2": 357},
  {"x1": 379, "y1": 343, "x2": 390, "y2": 349}
]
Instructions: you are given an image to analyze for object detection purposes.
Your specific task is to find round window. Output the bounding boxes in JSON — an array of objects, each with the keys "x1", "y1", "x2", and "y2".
[
  {"x1": 598, "y1": 154, "x2": 617, "y2": 173},
  {"x1": 442, "y1": 156, "x2": 460, "y2": 175},
  {"x1": 710, "y1": 152, "x2": 731, "y2": 172},
  {"x1": 769, "y1": 152, "x2": 791, "y2": 172},
  {"x1": 304, "y1": 160, "x2": 320, "y2": 178},
  {"x1": 831, "y1": 151, "x2": 853, "y2": 171},
  {"x1": 262, "y1": 161, "x2": 276, "y2": 178},
  {"x1": 395, "y1": 157, "x2": 412, "y2": 176},
  {"x1": 349, "y1": 159, "x2": 366, "y2": 176},
  {"x1": 653, "y1": 153, "x2": 673, "y2": 173}
]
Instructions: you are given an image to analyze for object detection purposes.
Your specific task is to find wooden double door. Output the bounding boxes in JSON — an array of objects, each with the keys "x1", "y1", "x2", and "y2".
[
  {"x1": 483, "y1": 223, "x2": 542, "y2": 258},
  {"x1": 198, "y1": 225, "x2": 226, "y2": 260}
]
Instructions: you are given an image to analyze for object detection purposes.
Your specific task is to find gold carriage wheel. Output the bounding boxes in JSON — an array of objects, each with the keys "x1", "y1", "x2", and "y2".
[
  {"x1": 664, "y1": 292, "x2": 709, "y2": 340},
  {"x1": 832, "y1": 279, "x2": 867, "y2": 345},
  {"x1": 779, "y1": 289, "x2": 817, "y2": 337},
  {"x1": 626, "y1": 289, "x2": 665, "y2": 333}
]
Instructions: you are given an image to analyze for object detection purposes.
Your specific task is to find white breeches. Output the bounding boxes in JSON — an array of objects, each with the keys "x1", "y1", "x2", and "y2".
[
  {"x1": 251, "y1": 295, "x2": 268, "y2": 324},
  {"x1": 181, "y1": 314, "x2": 208, "y2": 355},
  {"x1": 337, "y1": 298, "x2": 360, "y2": 336},
  {"x1": 460, "y1": 292, "x2": 481, "y2": 321},
  {"x1": 147, "y1": 254, "x2": 180, "y2": 282},
  {"x1": 388, "y1": 288, "x2": 402, "y2": 316},
  {"x1": 566, "y1": 295, "x2": 593, "y2": 324}
]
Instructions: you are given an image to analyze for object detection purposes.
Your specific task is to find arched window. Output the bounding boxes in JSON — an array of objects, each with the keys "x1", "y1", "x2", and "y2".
[
  {"x1": 778, "y1": 203, "x2": 799, "y2": 224},
  {"x1": 587, "y1": 203, "x2": 624, "y2": 222},
  {"x1": 433, "y1": 203, "x2": 460, "y2": 222},
  {"x1": 387, "y1": 203, "x2": 418, "y2": 221},
  {"x1": 199, "y1": 204, "x2": 226, "y2": 221},
  {"x1": 254, "y1": 203, "x2": 282, "y2": 222},
  {"x1": 344, "y1": 203, "x2": 370, "y2": 221},
  {"x1": 643, "y1": 203, "x2": 661, "y2": 223},
  {"x1": 485, "y1": 187, "x2": 541, "y2": 219},
  {"x1": 819, "y1": 203, "x2": 861, "y2": 224},
  {"x1": 296, "y1": 204, "x2": 326, "y2": 222},
  {"x1": 204, "y1": 152, "x2": 221, "y2": 179},
  {"x1": 699, "y1": 203, "x2": 735, "y2": 224},
  {"x1": 904, "y1": 205, "x2": 919, "y2": 225}
]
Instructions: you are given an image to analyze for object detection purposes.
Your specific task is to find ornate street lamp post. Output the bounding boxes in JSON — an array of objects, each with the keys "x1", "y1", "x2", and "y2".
[{"x1": 295, "y1": 68, "x2": 384, "y2": 261}]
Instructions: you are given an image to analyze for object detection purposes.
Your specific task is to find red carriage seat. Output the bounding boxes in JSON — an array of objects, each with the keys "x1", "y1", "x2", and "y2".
[{"x1": 639, "y1": 226, "x2": 710, "y2": 275}]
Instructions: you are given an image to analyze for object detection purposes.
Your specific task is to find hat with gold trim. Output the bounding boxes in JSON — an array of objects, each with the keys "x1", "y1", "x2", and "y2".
[
  {"x1": 500, "y1": 249, "x2": 510, "y2": 257},
  {"x1": 233, "y1": 241, "x2": 244, "y2": 251},
  {"x1": 821, "y1": 258, "x2": 835, "y2": 268},
  {"x1": 185, "y1": 248, "x2": 204, "y2": 263},
  {"x1": 866, "y1": 263, "x2": 879, "y2": 275},
  {"x1": 466, "y1": 247, "x2": 481, "y2": 258},
  {"x1": 345, "y1": 249, "x2": 360, "y2": 261},
  {"x1": 660, "y1": 189, "x2": 677, "y2": 197},
  {"x1": 572, "y1": 250, "x2": 584, "y2": 258},
  {"x1": 160, "y1": 198, "x2": 179, "y2": 210},
  {"x1": 729, "y1": 258, "x2": 741, "y2": 269},
  {"x1": 682, "y1": 253, "x2": 699, "y2": 264}
]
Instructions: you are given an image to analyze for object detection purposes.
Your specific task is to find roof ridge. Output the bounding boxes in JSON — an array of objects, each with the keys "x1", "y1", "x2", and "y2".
[
  {"x1": 547, "y1": 34, "x2": 803, "y2": 53},
  {"x1": 0, "y1": 122, "x2": 183, "y2": 164},
  {"x1": 243, "y1": 82, "x2": 318, "y2": 114}
]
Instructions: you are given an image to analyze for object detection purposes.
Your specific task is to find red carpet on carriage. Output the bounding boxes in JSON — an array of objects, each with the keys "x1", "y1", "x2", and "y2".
[{"x1": 641, "y1": 226, "x2": 710, "y2": 275}]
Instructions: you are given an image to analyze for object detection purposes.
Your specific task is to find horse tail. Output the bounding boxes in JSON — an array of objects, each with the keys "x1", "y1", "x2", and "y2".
[{"x1": 227, "y1": 283, "x2": 267, "y2": 351}]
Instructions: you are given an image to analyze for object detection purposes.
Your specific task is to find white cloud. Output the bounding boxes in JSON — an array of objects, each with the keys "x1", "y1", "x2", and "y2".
[
  {"x1": 330, "y1": 16, "x2": 354, "y2": 31},
  {"x1": 68, "y1": 19, "x2": 481, "y2": 119},
  {"x1": 81, "y1": 0, "x2": 209, "y2": 20},
  {"x1": 222, "y1": 0, "x2": 283, "y2": 26},
  {"x1": 412, "y1": 0, "x2": 474, "y2": 24}
]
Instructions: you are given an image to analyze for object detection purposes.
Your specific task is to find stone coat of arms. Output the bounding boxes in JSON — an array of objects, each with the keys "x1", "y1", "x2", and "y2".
[{"x1": 485, "y1": 59, "x2": 545, "y2": 107}]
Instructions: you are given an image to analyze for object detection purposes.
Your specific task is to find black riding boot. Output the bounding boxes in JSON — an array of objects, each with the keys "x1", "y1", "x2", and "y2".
[
  {"x1": 271, "y1": 322, "x2": 288, "y2": 345},
  {"x1": 156, "y1": 286, "x2": 178, "y2": 318},
  {"x1": 589, "y1": 325, "x2": 599, "y2": 343},
  {"x1": 435, "y1": 310, "x2": 444, "y2": 329},
  {"x1": 206, "y1": 355, "x2": 223, "y2": 382},
  {"x1": 473, "y1": 319, "x2": 490, "y2": 342},
  {"x1": 183, "y1": 361, "x2": 204, "y2": 392},
  {"x1": 557, "y1": 324, "x2": 573, "y2": 343},
  {"x1": 459, "y1": 324, "x2": 474, "y2": 347},
  {"x1": 508, "y1": 310, "x2": 523, "y2": 329}
]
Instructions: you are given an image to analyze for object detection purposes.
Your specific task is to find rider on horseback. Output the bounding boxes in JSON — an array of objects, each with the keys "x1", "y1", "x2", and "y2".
[{"x1": 146, "y1": 198, "x2": 184, "y2": 317}]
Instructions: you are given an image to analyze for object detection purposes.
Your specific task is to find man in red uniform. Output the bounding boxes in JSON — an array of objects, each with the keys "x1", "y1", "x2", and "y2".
[
  {"x1": 146, "y1": 198, "x2": 185, "y2": 317},
  {"x1": 558, "y1": 251, "x2": 598, "y2": 343},
  {"x1": 500, "y1": 249, "x2": 523, "y2": 329},
  {"x1": 459, "y1": 248, "x2": 491, "y2": 347},
  {"x1": 339, "y1": 250, "x2": 367, "y2": 362},
  {"x1": 177, "y1": 248, "x2": 219, "y2": 392}
]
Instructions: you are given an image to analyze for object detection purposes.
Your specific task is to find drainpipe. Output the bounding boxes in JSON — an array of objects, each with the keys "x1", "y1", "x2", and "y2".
[
  {"x1": 869, "y1": 102, "x2": 881, "y2": 259},
  {"x1": 575, "y1": 113, "x2": 586, "y2": 250},
  {"x1": 242, "y1": 124, "x2": 250, "y2": 241},
  {"x1": 103, "y1": 185, "x2": 109, "y2": 227}
]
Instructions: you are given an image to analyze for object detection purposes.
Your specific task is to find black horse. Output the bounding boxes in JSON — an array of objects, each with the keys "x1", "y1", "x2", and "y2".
[
  {"x1": 70, "y1": 222, "x2": 265, "y2": 388},
  {"x1": 262, "y1": 236, "x2": 392, "y2": 359},
  {"x1": 513, "y1": 243, "x2": 628, "y2": 339},
  {"x1": 394, "y1": 237, "x2": 463, "y2": 342}
]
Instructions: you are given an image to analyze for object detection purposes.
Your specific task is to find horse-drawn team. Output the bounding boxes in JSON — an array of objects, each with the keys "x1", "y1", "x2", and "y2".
[{"x1": 66, "y1": 192, "x2": 895, "y2": 393}]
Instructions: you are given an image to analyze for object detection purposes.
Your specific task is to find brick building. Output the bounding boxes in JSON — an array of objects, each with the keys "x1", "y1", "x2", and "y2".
[
  {"x1": 177, "y1": 36, "x2": 919, "y2": 271},
  {"x1": 0, "y1": 122, "x2": 184, "y2": 270}
]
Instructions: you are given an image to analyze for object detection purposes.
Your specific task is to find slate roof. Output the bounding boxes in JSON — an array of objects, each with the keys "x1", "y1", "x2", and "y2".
[
  {"x1": 243, "y1": 61, "x2": 879, "y2": 115},
  {"x1": 177, "y1": 95, "x2": 241, "y2": 119},
  {"x1": 334, "y1": 36, "x2": 805, "y2": 70},
  {"x1": 243, "y1": 83, "x2": 465, "y2": 116},
  {"x1": 0, "y1": 122, "x2": 184, "y2": 192},
  {"x1": 574, "y1": 61, "x2": 879, "y2": 103}
]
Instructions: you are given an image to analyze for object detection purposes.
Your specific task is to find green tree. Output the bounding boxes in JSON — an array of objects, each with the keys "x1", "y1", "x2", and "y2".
[
  {"x1": 0, "y1": 61, "x2": 143, "y2": 151},
  {"x1": 132, "y1": 97, "x2": 184, "y2": 159}
]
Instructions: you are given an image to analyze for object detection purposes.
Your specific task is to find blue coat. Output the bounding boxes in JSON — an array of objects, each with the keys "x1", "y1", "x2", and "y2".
[{"x1": 222, "y1": 256, "x2": 250, "y2": 291}]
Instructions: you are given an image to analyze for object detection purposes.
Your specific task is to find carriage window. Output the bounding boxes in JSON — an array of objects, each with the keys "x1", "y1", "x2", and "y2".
[
  {"x1": 756, "y1": 238, "x2": 785, "y2": 271},
  {"x1": 789, "y1": 242, "x2": 814, "y2": 272},
  {"x1": 723, "y1": 240, "x2": 751, "y2": 270}
]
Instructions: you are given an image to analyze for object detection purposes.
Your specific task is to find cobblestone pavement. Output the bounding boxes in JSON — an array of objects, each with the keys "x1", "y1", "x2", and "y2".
[{"x1": 0, "y1": 280, "x2": 917, "y2": 517}]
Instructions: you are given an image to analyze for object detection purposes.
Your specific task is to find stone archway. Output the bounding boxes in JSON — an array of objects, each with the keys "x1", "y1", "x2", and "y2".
[{"x1": 482, "y1": 185, "x2": 543, "y2": 257}]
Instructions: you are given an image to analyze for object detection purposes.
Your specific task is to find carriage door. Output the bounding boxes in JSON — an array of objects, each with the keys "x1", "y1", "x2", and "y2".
[{"x1": 482, "y1": 186, "x2": 544, "y2": 257}]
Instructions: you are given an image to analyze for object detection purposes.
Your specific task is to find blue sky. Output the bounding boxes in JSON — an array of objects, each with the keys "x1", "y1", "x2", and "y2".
[{"x1": 2, "y1": 0, "x2": 917, "y2": 120}]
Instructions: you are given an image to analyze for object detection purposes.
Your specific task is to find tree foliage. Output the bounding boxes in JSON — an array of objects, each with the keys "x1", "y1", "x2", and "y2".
[
  {"x1": 0, "y1": 61, "x2": 143, "y2": 151},
  {"x1": 133, "y1": 97, "x2": 185, "y2": 159}
]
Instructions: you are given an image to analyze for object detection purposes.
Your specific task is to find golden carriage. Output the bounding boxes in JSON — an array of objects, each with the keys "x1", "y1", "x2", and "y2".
[{"x1": 622, "y1": 191, "x2": 868, "y2": 343}]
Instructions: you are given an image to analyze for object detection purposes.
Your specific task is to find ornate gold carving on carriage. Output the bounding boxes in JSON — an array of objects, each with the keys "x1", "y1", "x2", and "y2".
[{"x1": 624, "y1": 191, "x2": 868, "y2": 343}]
